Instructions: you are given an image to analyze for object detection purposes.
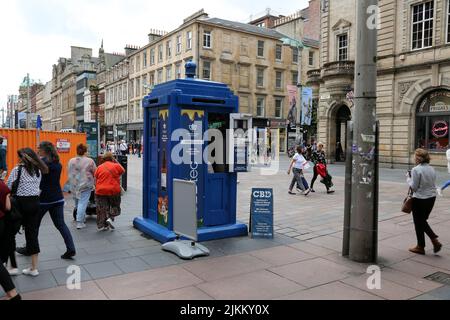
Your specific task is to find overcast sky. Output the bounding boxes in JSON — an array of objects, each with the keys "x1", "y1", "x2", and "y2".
[{"x1": 0, "y1": 0, "x2": 309, "y2": 115}]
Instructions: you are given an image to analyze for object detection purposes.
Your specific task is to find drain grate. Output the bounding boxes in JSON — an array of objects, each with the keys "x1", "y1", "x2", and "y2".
[{"x1": 425, "y1": 272, "x2": 450, "y2": 285}]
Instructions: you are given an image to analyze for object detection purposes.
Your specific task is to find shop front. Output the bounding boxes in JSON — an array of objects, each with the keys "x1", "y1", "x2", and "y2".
[
  {"x1": 116, "y1": 124, "x2": 127, "y2": 142},
  {"x1": 416, "y1": 89, "x2": 450, "y2": 153},
  {"x1": 127, "y1": 122, "x2": 144, "y2": 144}
]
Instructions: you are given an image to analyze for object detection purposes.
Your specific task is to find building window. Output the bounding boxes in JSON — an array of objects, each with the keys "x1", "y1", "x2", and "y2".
[
  {"x1": 275, "y1": 45, "x2": 282, "y2": 61},
  {"x1": 447, "y1": 0, "x2": 450, "y2": 43},
  {"x1": 337, "y1": 33, "x2": 348, "y2": 61},
  {"x1": 135, "y1": 78, "x2": 140, "y2": 97},
  {"x1": 257, "y1": 40, "x2": 265, "y2": 57},
  {"x1": 309, "y1": 51, "x2": 314, "y2": 66},
  {"x1": 150, "y1": 73, "x2": 155, "y2": 86},
  {"x1": 256, "y1": 68, "x2": 264, "y2": 87},
  {"x1": 142, "y1": 75, "x2": 147, "y2": 95},
  {"x1": 187, "y1": 31, "x2": 193, "y2": 50},
  {"x1": 166, "y1": 41, "x2": 172, "y2": 59},
  {"x1": 416, "y1": 90, "x2": 450, "y2": 151},
  {"x1": 275, "y1": 98, "x2": 283, "y2": 118},
  {"x1": 123, "y1": 83, "x2": 127, "y2": 101},
  {"x1": 202, "y1": 60, "x2": 211, "y2": 80},
  {"x1": 157, "y1": 69, "x2": 163, "y2": 84},
  {"x1": 166, "y1": 67, "x2": 172, "y2": 81},
  {"x1": 136, "y1": 56, "x2": 141, "y2": 72},
  {"x1": 143, "y1": 52, "x2": 147, "y2": 68},
  {"x1": 176, "y1": 35, "x2": 182, "y2": 53},
  {"x1": 412, "y1": 1, "x2": 434, "y2": 50},
  {"x1": 292, "y1": 47, "x2": 299, "y2": 63},
  {"x1": 176, "y1": 64, "x2": 182, "y2": 79},
  {"x1": 256, "y1": 97, "x2": 265, "y2": 117},
  {"x1": 158, "y1": 45, "x2": 163, "y2": 62},
  {"x1": 150, "y1": 49, "x2": 155, "y2": 65},
  {"x1": 256, "y1": 22, "x2": 266, "y2": 28},
  {"x1": 203, "y1": 31, "x2": 212, "y2": 48},
  {"x1": 292, "y1": 72, "x2": 299, "y2": 85},
  {"x1": 275, "y1": 71, "x2": 283, "y2": 89}
]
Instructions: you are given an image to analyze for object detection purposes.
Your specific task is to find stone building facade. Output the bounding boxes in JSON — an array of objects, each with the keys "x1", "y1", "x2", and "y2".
[
  {"x1": 128, "y1": 10, "x2": 302, "y2": 150},
  {"x1": 308, "y1": 0, "x2": 450, "y2": 167},
  {"x1": 104, "y1": 56, "x2": 129, "y2": 142}
]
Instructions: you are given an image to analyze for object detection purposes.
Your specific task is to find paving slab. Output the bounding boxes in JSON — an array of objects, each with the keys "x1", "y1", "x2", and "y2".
[
  {"x1": 248, "y1": 246, "x2": 315, "y2": 266},
  {"x1": 277, "y1": 281, "x2": 383, "y2": 300},
  {"x1": 22, "y1": 281, "x2": 108, "y2": 300},
  {"x1": 84, "y1": 261, "x2": 124, "y2": 279},
  {"x1": 182, "y1": 254, "x2": 271, "y2": 282},
  {"x1": 197, "y1": 270, "x2": 304, "y2": 300},
  {"x1": 135, "y1": 286, "x2": 213, "y2": 300},
  {"x1": 113, "y1": 257, "x2": 151, "y2": 273},
  {"x1": 269, "y1": 257, "x2": 353, "y2": 288},
  {"x1": 95, "y1": 265, "x2": 203, "y2": 300}
]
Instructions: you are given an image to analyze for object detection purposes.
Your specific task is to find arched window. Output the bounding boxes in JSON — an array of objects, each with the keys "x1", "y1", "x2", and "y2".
[{"x1": 416, "y1": 89, "x2": 450, "y2": 151}]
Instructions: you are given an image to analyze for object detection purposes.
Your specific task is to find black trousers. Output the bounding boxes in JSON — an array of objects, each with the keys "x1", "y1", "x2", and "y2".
[
  {"x1": 0, "y1": 220, "x2": 16, "y2": 293},
  {"x1": 16, "y1": 196, "x2": 41, "y2": 255},
  {"x1": 310, "y1": 166, "x2": 330, "y2": 191},
  {"x1": 0, "y1": 218, "x2": 17, "y2": 268},
  {"x1": 412, "y1": 197, "x2": 438, "y2": 248}
]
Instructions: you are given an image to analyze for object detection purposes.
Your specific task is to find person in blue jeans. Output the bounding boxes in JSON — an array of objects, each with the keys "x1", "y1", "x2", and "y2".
[
  {"x1": 68, "y1": 144, "x2": 97, "y2": 229},
  {"x1": 16, "y1": 141, "x2": 76, "y2": 260}
]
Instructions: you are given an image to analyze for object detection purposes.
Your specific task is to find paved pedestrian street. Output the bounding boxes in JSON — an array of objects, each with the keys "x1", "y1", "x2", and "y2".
[{"x1": 1, "y1": 156, "x2": 450, "y2": 300}]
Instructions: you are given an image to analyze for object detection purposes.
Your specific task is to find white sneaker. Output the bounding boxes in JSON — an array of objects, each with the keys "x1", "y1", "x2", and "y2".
[
  {"x1": 22, "y1": 267, "x2": 39, "y2": 277},
  {"x1": 304, "y1": 188, "x2": 311, "y2": 196},
  {"x1": 76, "y1": 222, "x2": 86, "y2": 230},
  {"x1": 8, "y1": 268, "x2": 20, "y2": 276},
  {"x1": 97, "y1": 226, "x2": 108, "y2": 232},
  {"x1": 106, "y1": 218, "x2": 115, "y2": 230},
  {"x1": 437, "y1": 188, "x2": 443, "y2": 197}
]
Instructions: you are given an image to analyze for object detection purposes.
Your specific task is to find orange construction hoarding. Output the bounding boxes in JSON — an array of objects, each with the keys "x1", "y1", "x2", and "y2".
[{"x1": 0, "y1": 129, "x2": 87, "y2": 187}]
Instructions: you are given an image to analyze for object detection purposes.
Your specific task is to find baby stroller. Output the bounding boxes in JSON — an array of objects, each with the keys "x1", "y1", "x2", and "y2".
[{"x1": 72, "y1": 190, "x2": 97, "y2": 221}]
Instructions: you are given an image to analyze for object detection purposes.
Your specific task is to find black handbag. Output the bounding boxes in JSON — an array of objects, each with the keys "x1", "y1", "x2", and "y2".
[{"x1": 9, "y1": 166, "x2": 23, "y2": 222}]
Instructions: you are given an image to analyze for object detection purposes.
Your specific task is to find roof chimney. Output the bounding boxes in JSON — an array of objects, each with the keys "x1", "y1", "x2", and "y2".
[{"x1": 148, "y1": 29, "x2": 167, "y2": 44}]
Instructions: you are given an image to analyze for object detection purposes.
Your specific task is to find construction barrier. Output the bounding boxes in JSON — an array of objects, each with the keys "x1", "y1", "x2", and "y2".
[{"x1": 0, "y1": 129, "x2": 87, "y2": 187}]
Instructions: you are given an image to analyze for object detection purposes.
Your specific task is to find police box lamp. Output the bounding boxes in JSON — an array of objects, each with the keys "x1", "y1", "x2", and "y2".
[{"x1": 133, "y1": 61, "x2": 252, "y2": 247}]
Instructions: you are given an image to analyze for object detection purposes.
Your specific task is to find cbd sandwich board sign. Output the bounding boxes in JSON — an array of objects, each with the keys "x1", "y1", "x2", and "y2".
[{"x1": 250, "y1": 188, "x2": 274, "y2": 239}]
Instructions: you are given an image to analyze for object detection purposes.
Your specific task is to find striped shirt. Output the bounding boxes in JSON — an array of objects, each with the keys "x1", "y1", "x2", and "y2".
[{"x1": 7, "y1": 165, "x2": 42, "y2": 197}]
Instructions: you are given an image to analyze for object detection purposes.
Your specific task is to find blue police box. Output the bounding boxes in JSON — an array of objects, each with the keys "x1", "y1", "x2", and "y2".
[{"x1": 133, "y1": 62, "x2": 251, "y2": 243}]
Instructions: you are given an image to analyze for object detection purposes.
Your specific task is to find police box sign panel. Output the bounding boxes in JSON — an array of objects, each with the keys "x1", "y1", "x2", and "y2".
[
  {"x1": 250, "y1": 188, "x2": 274, "y2": 239},
  {"x1": 56, "y1": 139, "x2": 71, "y2": 153}
]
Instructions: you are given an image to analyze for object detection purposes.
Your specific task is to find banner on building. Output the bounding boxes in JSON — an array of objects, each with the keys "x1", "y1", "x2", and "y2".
[
  {"x1": 301, "y1": 87, "x2": 313, "y2": 126},
  {"x1": 287, "y1": 85, "x2": 298, "y2": 127}
]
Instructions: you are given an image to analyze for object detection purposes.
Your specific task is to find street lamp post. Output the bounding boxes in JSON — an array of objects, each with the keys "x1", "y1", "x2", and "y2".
[
  {"x1": 281, "y1": 37, "x2": 309, "y2": 146},
  {"x1": 347, "y1": 0, "x2": 379, "y2": 263}
]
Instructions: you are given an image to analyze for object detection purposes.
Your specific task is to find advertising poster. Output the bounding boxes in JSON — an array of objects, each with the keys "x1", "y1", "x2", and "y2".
[
  {"x1": 180, "y1": 109, "x2": 205, "y2": 227},
  {"x1": 158, "y1": 109, "x2": 169, "y2": 227},
  {"x1": 301, "y1": 87, "x2": 313, "y2": 126},
  {"x1": 287, "y1": 85, "x2": 298, "y2": 128},
  {"x1": 80, "y1": 122, "x2": 99, "y2": 160}
]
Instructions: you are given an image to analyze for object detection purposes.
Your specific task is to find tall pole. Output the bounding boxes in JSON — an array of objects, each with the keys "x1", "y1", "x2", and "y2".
[
  {"x1": 297, "y1": 46, "x2": 303, "y2": 145},
  {"x1": 348, "y1": 0, "x2": 378, "y2": 263},
  {"x1": 27, "y1": 73, "x2": 31, "y2": 129}
]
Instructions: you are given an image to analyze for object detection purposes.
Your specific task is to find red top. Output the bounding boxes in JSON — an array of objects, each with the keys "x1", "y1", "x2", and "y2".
[
  {"x1": 94, "y1": 161, "x2": 125, "y2": 196},
  {"x1": 0, "y1": 180, "x2": 11, "y2": 219}
]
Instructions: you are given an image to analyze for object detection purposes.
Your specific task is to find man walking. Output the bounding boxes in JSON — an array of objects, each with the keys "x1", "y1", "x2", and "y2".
[{"x1": 119, "y1": 140, "x2": 128, "y2": 156}]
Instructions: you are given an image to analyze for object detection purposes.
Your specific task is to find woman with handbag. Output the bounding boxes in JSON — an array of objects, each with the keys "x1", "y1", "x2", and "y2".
[
  {"x1": 406, "y1": 148, "x2": 442, "y2": 255},
  {"x1": 310, "y1": 143, "x2": 335, "y2": 194},
  {"x1": 94, "y1": 152, "x2": 125, "y2": 231},
  {"x1": 287, "y1": 146, "x2": 311, "y2": 196},
  {"x1": 7, "y1": 148, "x2": 48, "y2": 277}
]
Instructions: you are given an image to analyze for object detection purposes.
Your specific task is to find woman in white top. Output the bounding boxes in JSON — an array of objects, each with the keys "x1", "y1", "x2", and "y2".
[
  {"x1": 406, "y1": 148, "x2": 442, "y2": 255},
  {"x1": 437, "y1": 148, "x2": 450, "y2": 195},
  {"x1": 287, "y1": 146, "x2": 311, "y2": 196}
]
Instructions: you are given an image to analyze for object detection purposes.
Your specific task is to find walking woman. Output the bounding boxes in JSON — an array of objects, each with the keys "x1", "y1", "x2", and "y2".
[
  {"x1": 0, "y1": 179, "x2": 21, "y2": 299},
  {"x1": 310, "y1": 142, "x2": 335, "y2": 194},
  {"x1": 38, "y1": 141, "x2": 76, "y2": 259},
  {"x1": 287, "y1": 146, "x2": 311, "y2": 196},
  {"x1": 7, "y1": 148, "x2": 48, "y2": 277},
  {"x1": 68, "y1": 144, "x2": 97, "y2": 230},
  {"x1": 407, "y1": 148, "x2": 442, "y2": 255},
  {"x1": 94, "y1": 152, "x2": 125, "y2": 231}
]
